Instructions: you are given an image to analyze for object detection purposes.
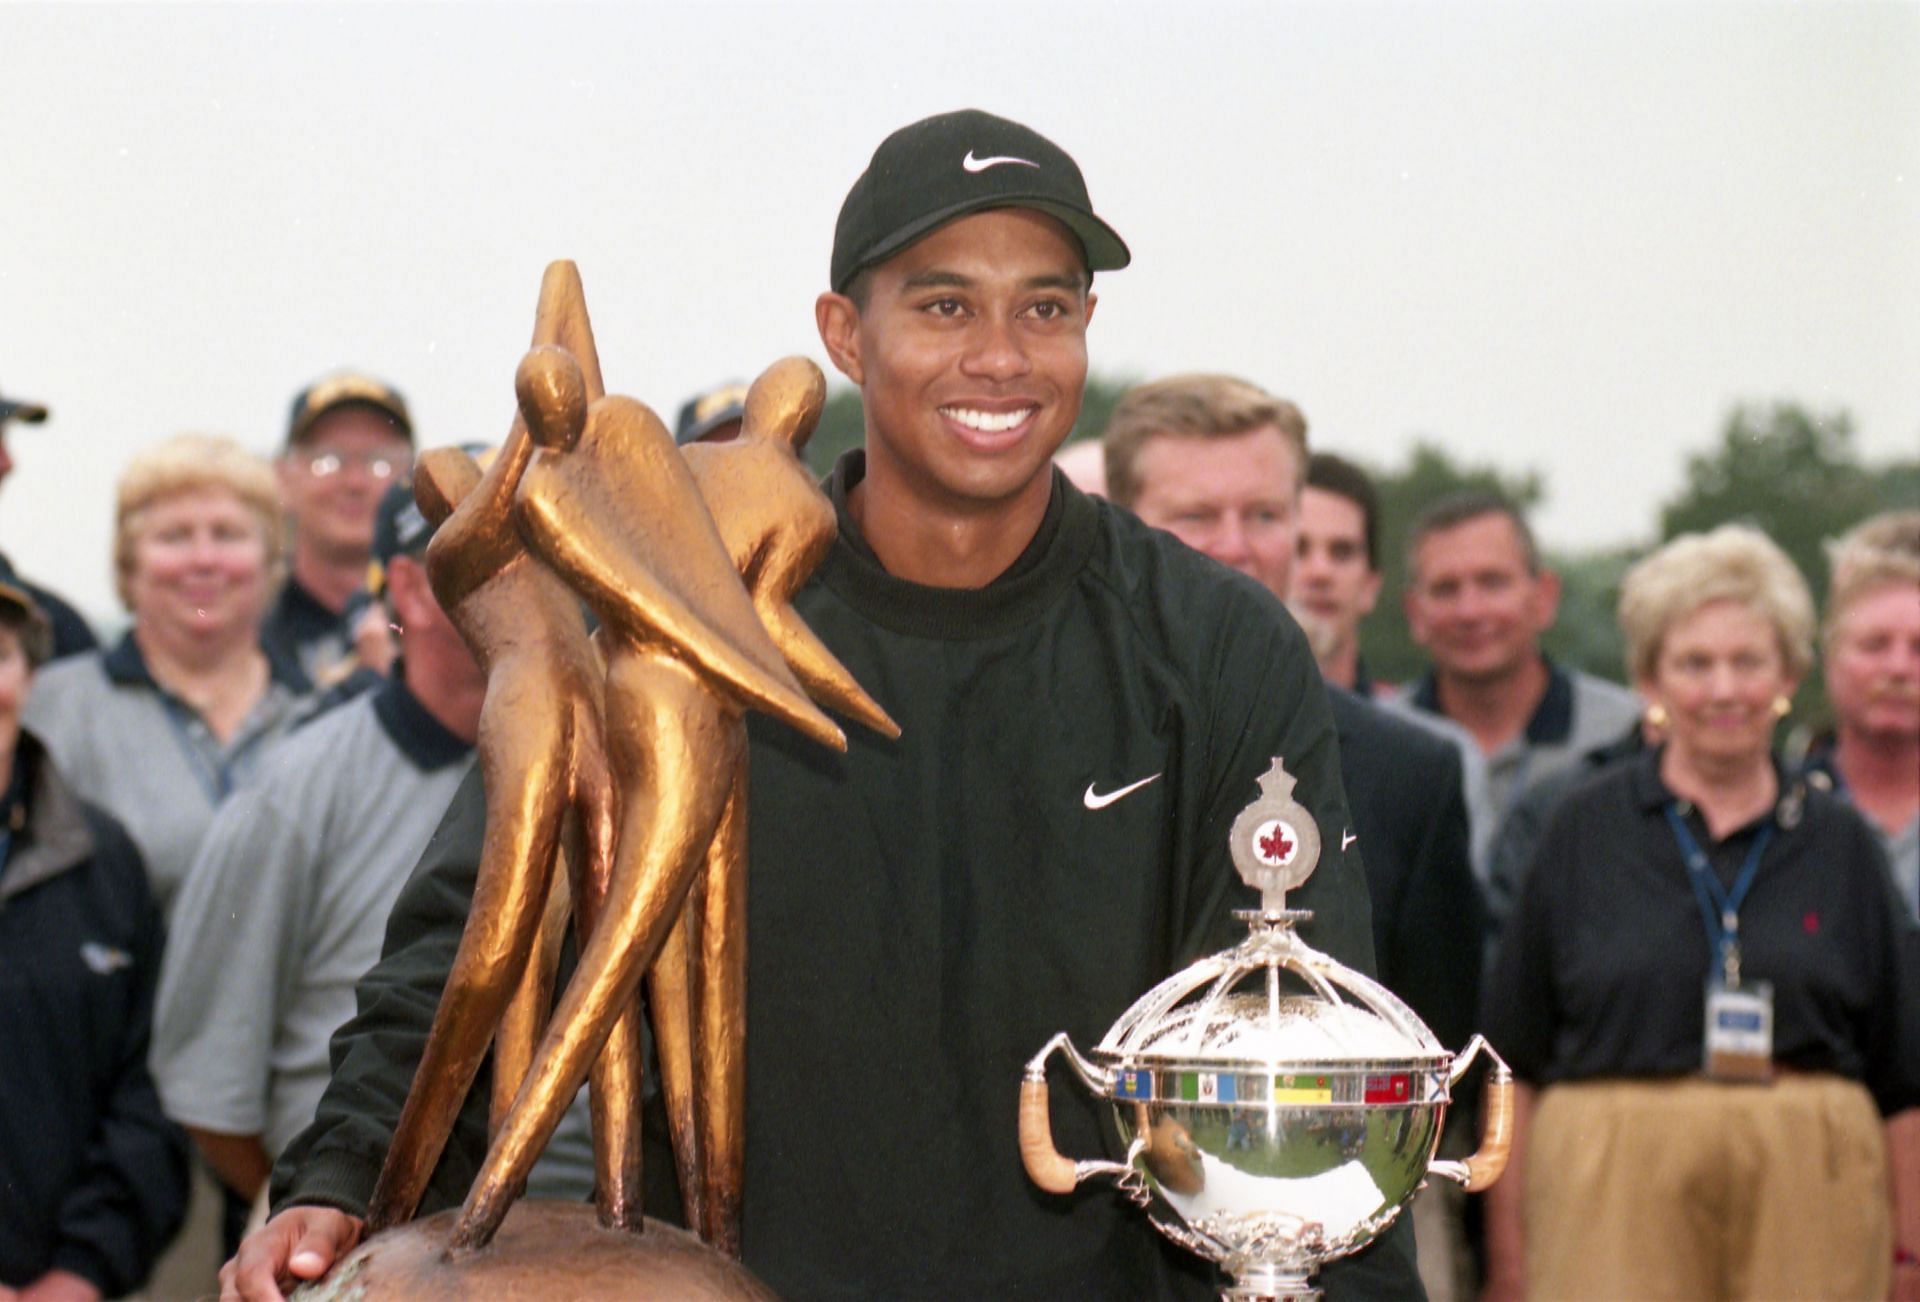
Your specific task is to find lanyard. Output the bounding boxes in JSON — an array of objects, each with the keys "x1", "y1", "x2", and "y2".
[{"x1": 1663, "y1": 802, "x2": 1774, "y2": 987}]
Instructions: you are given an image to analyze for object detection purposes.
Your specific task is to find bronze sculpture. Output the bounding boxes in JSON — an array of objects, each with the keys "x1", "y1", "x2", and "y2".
[{"x1": 359, "y1": 261, "x2": 893, "y2": 1271}]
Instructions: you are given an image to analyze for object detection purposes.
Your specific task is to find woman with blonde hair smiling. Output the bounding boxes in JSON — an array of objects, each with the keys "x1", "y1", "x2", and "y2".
[
  {"x1": 1482, "y1": 523, "x2": 1918, "y2": 1300},
  {"x1": 25, "y1": 433, "x2": 309, "y2": 913}
]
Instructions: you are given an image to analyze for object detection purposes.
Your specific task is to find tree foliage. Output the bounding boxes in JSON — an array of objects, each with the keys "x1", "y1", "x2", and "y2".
[{"x1": 1658, "y1": 403, "x2": 1901, "y2": 599}]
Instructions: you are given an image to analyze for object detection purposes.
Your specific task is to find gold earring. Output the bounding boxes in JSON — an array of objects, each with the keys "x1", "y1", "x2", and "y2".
[
  {"x1": 1773, "y1": 695, "x2": 1792, "y2": 719},
  {"x1": 1645, "y1": 703, "x2": 1669, "y2": 730}
]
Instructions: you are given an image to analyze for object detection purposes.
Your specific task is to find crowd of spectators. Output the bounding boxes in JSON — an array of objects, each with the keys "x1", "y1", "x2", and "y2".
[{"x1": 0, "y1": 147, "x2": 1913, "y2": 1299}]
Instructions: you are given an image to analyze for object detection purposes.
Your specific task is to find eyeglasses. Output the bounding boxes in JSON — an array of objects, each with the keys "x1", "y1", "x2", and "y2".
[{"x1": 300, "y1": 450, "x2": 409, "y2": 480}]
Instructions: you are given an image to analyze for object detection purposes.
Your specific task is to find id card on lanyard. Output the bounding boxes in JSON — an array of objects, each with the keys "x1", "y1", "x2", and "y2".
[{"x1": 1664, "y1": 803, "x2": 1776, "y2": 1084}]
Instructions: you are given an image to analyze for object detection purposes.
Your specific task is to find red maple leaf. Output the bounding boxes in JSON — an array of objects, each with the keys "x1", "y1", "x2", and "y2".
[{"x1": 1260, "y1": 824, "x2": 1293, "y2": 862}]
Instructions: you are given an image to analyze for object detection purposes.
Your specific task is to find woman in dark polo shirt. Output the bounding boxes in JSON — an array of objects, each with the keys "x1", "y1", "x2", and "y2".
[{"x1": 1482, "y1": 523, "x2": 1918, "y2": 1300}]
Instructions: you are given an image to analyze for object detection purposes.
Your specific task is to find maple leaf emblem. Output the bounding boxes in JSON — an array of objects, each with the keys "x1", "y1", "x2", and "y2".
[{"x1": 1259, "y1": 823, "x2": 1294, "y2": 864}]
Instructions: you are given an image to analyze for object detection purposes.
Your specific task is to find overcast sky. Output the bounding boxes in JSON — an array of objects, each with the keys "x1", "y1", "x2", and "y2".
[{"x1": 3, "y1": 1, "x2": 1914, "y2": 621}]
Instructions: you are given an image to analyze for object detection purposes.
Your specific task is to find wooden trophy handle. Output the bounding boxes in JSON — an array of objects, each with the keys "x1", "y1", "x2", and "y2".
[
  {"x1": 1462, "y1": 1068, "x2": 1515, "y2": 1192},
  {"x1": 1019, "y1": 1077, "x2": 1080, "y2": 1195}
]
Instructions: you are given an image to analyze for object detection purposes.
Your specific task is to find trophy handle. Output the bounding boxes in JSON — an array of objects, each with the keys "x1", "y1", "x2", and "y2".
[
  {"x1": 1019, "y1": 1033, "x2": 1135, "y2": 1195},
  {"x1": 1428, "y1": 1034, "x2": 1515, "y2": 1193}
]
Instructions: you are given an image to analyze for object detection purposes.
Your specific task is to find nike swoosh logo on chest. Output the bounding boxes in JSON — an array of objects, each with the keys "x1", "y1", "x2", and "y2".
[{"x1": 1084, "y1": 773, "x2": 1163, "y2": 810}]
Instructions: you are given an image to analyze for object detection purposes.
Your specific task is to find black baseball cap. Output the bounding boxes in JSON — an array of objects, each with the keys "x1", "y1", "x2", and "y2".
[
  {"x1": 675, "y1": 382, "x2": 749, "y2": 446},
  {"x1": 830, "y1": 109, "x2": 1130, "y2": 293},
  {"x1": 287, "y1": 371, "x2": 413, "y2": 448},
  {"x1": 0, "y1": 383, "x2": 48, "y2": 426},
  {"x1": 366, "y1": 478, "x2": 435, "y2": 599}
]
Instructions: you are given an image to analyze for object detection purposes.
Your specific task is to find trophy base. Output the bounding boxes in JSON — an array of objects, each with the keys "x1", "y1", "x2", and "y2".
[
  {"x1": 1223, "y1": 1266, "x2": 1321, "y2": 1302},
  {"x1": 291, "y1": 1200, "x2": 773, "y2": 1300}
]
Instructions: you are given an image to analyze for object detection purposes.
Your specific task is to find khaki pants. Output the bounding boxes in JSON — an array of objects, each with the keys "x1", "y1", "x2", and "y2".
[{"x1": 1528, "y1": 1075, "x2": 1889, "y2": 1300}]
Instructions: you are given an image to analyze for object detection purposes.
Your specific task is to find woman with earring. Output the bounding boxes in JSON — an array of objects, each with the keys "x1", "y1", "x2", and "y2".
[{"x1": 1481, "y1": 524, "x2": 1918, "y2": 1301}]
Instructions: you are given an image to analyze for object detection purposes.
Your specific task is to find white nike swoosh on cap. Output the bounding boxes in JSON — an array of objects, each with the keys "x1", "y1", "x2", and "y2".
[
  {"x1": 1084, "y1": 773, "x2": 1162, "y2": 810},
  {"x1": 1341, "y1": 830, "x2": 1358, "y2": 850},
  {"x1": 963, "y1": 149, "x2": 1040, "y2": 173}
]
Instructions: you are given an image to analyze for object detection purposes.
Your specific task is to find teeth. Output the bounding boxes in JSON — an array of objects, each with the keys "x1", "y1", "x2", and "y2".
[{"x1": 942, "y1": 406, "x2": 1031, "y2": 434}]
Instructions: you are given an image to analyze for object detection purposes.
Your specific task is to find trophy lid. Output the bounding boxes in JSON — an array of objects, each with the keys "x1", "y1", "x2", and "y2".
[{"x1": 1095, "y1": 759, "x2": 1444, "y2": 1069}]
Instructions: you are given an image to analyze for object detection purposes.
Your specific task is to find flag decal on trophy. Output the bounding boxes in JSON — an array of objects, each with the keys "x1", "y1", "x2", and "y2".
[
  {"x1": 1191, "y1": 1072, "x2": 1239, "y2": 1103},
  {"x1": 1364, "y1": 1073, "x2": 1413, "y2": 1104},
  {"x1": 1114, "y1": 1068, "x2": 1152, "y2": 1100},
  {"x1": 1273, "y1": 1073, "x2": 1333, "y2": 1104}
]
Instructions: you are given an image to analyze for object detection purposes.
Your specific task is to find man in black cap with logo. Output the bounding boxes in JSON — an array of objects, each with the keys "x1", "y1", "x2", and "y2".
[
  {"x1": 265, "y1": 372, "x2": 415, "y2": 689},
  {"x1": 0, "y1": 381, "x2": 99, "y2": 660},
  {"x1": 229, "y1": 110, "x2": 1409, "y2": 1300}
]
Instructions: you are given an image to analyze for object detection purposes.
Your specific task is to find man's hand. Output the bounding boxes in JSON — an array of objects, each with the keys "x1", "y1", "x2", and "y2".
[
  {"x1": 219, "y1": 1206, "x2": 365, "y2": 1302},
  {"x1": 12, "y1": 1271, "x2": 103, "y2": 1302}
]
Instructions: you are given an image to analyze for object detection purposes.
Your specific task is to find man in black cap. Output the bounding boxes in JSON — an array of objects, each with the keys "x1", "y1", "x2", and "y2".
[
  {"x1": 265, "y1": 372, "x2": 414, "y2": 689},
  {"x1": 229, "y1": 110, "x2": 1407, "y2": 1300},
  {"x1": 0, "y1": 381, "x2": 99, "y2": 660}
]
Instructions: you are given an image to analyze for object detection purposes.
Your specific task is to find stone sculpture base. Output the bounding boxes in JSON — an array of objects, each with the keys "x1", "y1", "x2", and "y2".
[{"x1": 292, "y1": 1201, "x2": 773, "y2": 1301}]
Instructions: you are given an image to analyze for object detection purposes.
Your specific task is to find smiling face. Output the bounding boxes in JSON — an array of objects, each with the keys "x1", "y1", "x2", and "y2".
[
  {"x1": 1641, "y1": 598, "x2": 1796, "y2": 773},
  {"x1": 817, "y1": 207, "x2": 1093, "y2": 527},
  {"x1": 1405, "y1": 512, "x2": 1560, "y2": 685},
  {"x1": 1129, "y1": 426, "x2": 1301, "y2": 601},
  {"x1": 277, "y1": 404, "x2": 413, "y2": 566},
  {"x1": 123, "y1": 485, "x2": 273, "y2": 646},
  {"x1": 1826, "y1": 581, "x2": 1920, "y2": 745}
]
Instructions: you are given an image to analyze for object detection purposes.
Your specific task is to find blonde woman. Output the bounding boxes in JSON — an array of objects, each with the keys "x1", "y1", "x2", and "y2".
[
  {"x1": 1482, "y1": 524, "x2": 1917, "y2": 1300},
  {"x1": 25, "y1": 434, "x2": 308, "y2": 912}
]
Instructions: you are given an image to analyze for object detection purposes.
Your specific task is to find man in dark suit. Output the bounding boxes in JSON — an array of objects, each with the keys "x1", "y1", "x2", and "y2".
[{"x1": 1105, "y1": 374, "x2": 1485, "y2": 1298}]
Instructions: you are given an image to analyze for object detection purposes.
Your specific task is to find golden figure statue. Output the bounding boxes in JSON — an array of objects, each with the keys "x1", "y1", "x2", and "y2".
[
  {"x1": 365, "y1": 262, "x2": 640, "y2": 1235},
  {"x1": 361, "y1": 261, "x2": 893, "y2": 1272},
  {"x1": 445, "y1": 334, "x2": 871, "y2": 1256}
]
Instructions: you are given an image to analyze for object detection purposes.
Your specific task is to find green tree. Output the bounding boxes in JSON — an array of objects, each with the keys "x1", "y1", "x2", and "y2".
[
  {"x1": 803, "y1": 386, "x2": 867, "y2": 477},
  {"x1": 1658, "y1": 402, "x2": 1892, "y2": 600}
]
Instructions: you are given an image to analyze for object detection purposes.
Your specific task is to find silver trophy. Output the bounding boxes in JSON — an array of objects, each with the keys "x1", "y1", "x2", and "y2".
[{"x1": 1020, "y1": 760, "x2": 1513, "y2": 1302}]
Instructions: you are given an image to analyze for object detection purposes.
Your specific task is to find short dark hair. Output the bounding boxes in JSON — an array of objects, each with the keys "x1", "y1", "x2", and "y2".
[
  {"x1": 1406, "y1": 490, "x2": 1541, "y2": 577},
  {"x1": 1305, "y1": 452, "x2": 1380, "y2": 571}
]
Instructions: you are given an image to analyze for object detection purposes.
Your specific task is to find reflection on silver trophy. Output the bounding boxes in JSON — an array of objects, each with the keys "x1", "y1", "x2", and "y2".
[{"x1": 1021, "y1": 759, "x2": 1513, "y2": 1302}]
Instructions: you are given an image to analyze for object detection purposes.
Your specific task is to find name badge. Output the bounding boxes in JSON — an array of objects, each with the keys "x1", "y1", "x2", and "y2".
[{"x1": 1703, "y1": 979, "x2": 1773, "y2": 1083}]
